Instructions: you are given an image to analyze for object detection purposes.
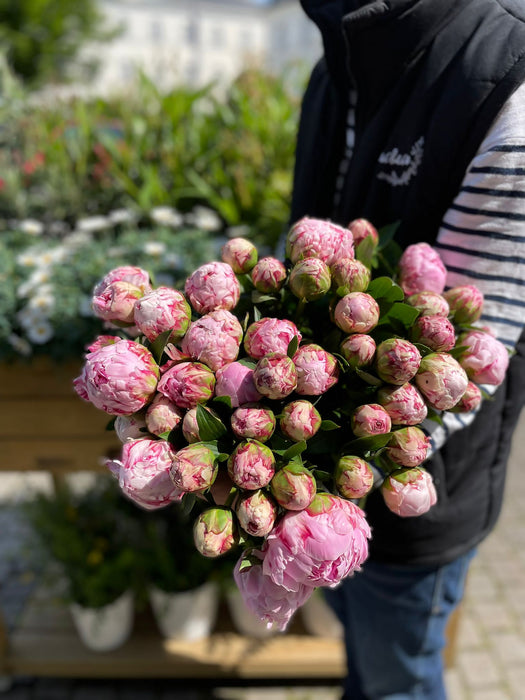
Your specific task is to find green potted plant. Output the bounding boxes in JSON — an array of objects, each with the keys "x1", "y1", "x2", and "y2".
[{"x1": 24, "y1": 477, "x2": 139, "y2": 651}]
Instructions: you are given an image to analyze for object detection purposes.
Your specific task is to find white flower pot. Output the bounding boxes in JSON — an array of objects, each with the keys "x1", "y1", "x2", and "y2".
[
  {"x1": 226, "y1": 588, "x2": 276, "y2": 639},
  {"x1": 149, "y1": 581, "x2": 218, "y2": 641},
  {"x1": 300, "y1": 590, "x2": 344, "y2": 639},
  {"x1": 69, "y1": 590, "x2": 134, "y2": 652}
]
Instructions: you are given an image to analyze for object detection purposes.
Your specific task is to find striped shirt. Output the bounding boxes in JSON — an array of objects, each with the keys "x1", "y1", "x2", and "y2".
[{"x1": 337, "y1": 81, "x2": 525, "y2": 456}]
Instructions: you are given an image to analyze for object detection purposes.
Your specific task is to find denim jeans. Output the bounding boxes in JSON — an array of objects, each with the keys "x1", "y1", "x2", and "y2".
[{"x1": 324, "y1": 549, "x2": 475, "y2": 700}]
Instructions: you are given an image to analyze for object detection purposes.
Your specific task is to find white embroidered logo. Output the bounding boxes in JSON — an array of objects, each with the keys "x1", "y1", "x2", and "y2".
[{"x1": 376, "y1": 137, "x2": 424, "y2": 187}]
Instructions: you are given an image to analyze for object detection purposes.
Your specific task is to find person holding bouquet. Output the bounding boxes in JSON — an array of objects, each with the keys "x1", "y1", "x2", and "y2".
[{"x1": 292, "y1": 0, "x2": 525, "y2": 697}]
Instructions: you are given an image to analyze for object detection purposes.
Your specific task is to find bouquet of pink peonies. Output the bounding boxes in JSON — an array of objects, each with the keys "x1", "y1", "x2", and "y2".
[{"x1": 74, "y1": 216, "x2": 509, "y2": 630}]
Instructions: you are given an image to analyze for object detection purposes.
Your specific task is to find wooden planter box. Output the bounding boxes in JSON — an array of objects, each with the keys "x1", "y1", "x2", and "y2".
[{"x1": 0, "y1": 358, "x2": 121, "y2": 475}]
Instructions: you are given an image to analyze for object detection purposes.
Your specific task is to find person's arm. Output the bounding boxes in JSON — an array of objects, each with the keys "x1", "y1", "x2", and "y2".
[{"x1": 421, "y1": 81, "x2": 525, "y2": 455}]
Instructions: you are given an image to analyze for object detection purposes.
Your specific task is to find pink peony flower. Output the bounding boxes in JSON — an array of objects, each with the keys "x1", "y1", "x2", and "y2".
[
  {"x1": 406, "y1": 291, "x2": 450, "y2": 317},
  {"x1": 288, "y1": 258, "x2": 331, "y2": 301},
  {"x1": 262, "y1": 493, "x2": 370, "y2": 592},
  {"x1": 270, "y1": 463, "x2": 317, "y2": 511},
  {"x1": 86, "y1": 335, "x2": 122, "y2": 353},
  {"x1": 181, "y1": 309, "x2": 243, "y2": 371},
  {"x1": 293, "y1": 343, "x2": 339, "y2": 395},
  {"x1": 234, "y1": 550, "x2": 313, "y2": 630},
  {"x1": 411, "y1": 315, "x2": 456, "y2": 352},
  {"x1": 108, "y1": 438, "x2": 183, "y2": 510},
  {"x1": 185, "y1": 261, "x2": 241, "y2": 314},
  {"x1": 93, "y1": 266, "x2": 152, "y2": 297},
  {"x1": 386, "y1": 427, "x2": 430, "y2": 467},
  {"x1": 458, "y1": 330, "x2": 509, "y2": 385},
  {"x1": 157, "y1": 361, "x2": 215, "y2": 409},
  {"x1": 382, "y1": 467, "x2": 437, "y2": 517},
  {"x1": 286, "y1": 217, "x2": 354, "y2": 266},
  {"x1": 236, "y1": 490, "x2": 277, "y2": 538},
  {"x1": 347, "y1": 218, "x2": 379, "y2": 248},
  {"x1": 444, "y1": 285, "x2": 484, "y2": 325},
  {"x1": 244, "y1": 317, "x2": 302, "y2": 360},
  {"x1": 221, "y1": 237, "x2": 258, "y2": 273},
  {"x1": 145, "y1": 394, "x2": 184, "y2": 436},
  {"x1": 450, "y1": 381, "x2": 483, "y2": 413},
  {"x1": 170, "y1": 443, "x2": 218, "y2": 492},
  {"x1": 215, "y1": 361, "x2": 262, "y2": 407},
  {"x1": 227, "y1": 440, "x2": 276, "y2": 490},
  {"x1": 280, "y1": 400, "x2": 322, "y2": 442},
  {"x1": 351, "y1": 403, "x2": 392, "y2": 437},
  {"x1": 253, "y1": 354, "x2": 297, "y2": 400},
  {"x1": 398, "y1": 243, "x2": 447, "y2": 296},
  {"x1": 193, "y1": 507, "x2": 236, "y2": 558},
  {"x1": 251, "y1": 257, "x2": 287, "y2": 293},
  {"x1": 415, "y1": 352, "x2": 469, "y2": 410},
  {"x1": 335, "y1": 456, "x2": 374, "y2": 499},
  {"x1": 339, "y1": 333, "x2": 376, "y2": 368},
  {"x1": 334, "y1": 292, "x2": 380, "y2": 334},
  {"x1": 92, "y1": 281, "x2": 143, "y2": 324},
  {"x1": 376, "y1": 338, "x2": 422, "y2": 385},
  {"x1": 114, "y1": 412, "x2": 149, "y2": 442},
  {"x1": 74, "y1": 339, "x2": 159, "y2": 415},
  {"x1": 331, "y1": 258, "x2": 371, "y2": 294},
  {"x1": 377, "y1": 383, "x2": 428, "y2": 425},
  {"x1": 133, "y1": 287, "x2": 191, "y2": 342},
  {"x1": 231, "y1": 405, "x2": 276, "y2": 442}
]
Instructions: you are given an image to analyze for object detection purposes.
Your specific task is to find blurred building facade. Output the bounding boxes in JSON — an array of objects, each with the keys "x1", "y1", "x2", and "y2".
[{"x1": 86, "y1": 0, "x2": 322, "y2": 92}]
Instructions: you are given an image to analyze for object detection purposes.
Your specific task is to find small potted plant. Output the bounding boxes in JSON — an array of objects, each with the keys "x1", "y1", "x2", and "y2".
[
  {"x1": 24, "y1": 477, "x2": 138, "y2": 651},
  {"x1": 140, "y1": 505, "x2": 219, "y2": 641}
]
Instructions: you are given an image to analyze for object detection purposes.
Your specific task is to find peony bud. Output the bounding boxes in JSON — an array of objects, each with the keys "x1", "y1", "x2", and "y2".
[
  {"x1": 382, "y1": 467, "x2": 437, "y2": 517},
  {"x1": 415, "y1": 352, "x2": 469, "y2": 410},
  {"x1": 411, "y1": 315, "x2": 456, "y2": 352},
  {"x1": 170, "y1": 443, "x2": 218, "y2": 492},
  {"x1": 386, "y1": 427, "x2": 430, "y2": 467},
  {"x1": 145, "y1": 394, "x2": 184, "y2": 436},
  {"x1": 133, "y1": 287, "x2": 191, "y2": 342},
  {"x1": 286, "y1": 217, "x2": 354, "y2": 266},
  {"x1": 193, "y1": 507, "x2": 236, "y2": 558},
  {"x1": 331, "y1": 258, "x2": 371, "y2": 294},
  {"x1": 398, "y1": 243, "x2": 447, "y2": 296},
  {"x1": 253, "y1": 354, "x2": 297, "y2": 400},
  {"x1": 334, "y1": 456, "x2": 374, "y2": 499},
  {"x1": 450, "y1": 381, "x2": 483, "y2": 413},
  {"x1": 244, "y1": 317, "x2": 302, "y2": 360},
  {"x1": 215, "y1": 361, "x2": 262, "y2": 407},
  {"x1": 280, "y1": 400, "x2": 322, "y2": 442},
  {"x1": 231, "y1": 405, "x2": 276, "y2": 443},
  {"x1": 227, "y1": 440, "x2": 276, "y2": 490},
  {"x1": 339, "y1": 333, "x2": 376, "y2": 368},
  {"x1": 270, "y1": 463, "x2": 317, "y2": 511},
  {"x1": 236, "y1": 490, "x2": 277, "y2": 538},
  {"x1": 351, "y1": 403, "x2": 392, "y2": 437},
  {"x1": 334, "y1": 292, "x2": 380, "y2": 334},
  {"x1": 347, "y1": 218, "x2": 379, "y2": 247},
  {"x1": 293, "y1": 344, "x2": 339, "y2": 395},
  {"x1": 157, "y1": 361, "x2": 215, "y2": 409},
  {"x1": 251, "y1": 257, "x2": 287, "y2": 293},
  {"x1": 377, "y1": 383, "x2": 428, "y2": 425},
  {"x1": 458, "y1": 330, "x2": 509, "y2": 386},
  {"x1": 93, "y1": 266, "x2": 151, "y2": 297},
  {"x1": 406, "y1": 291, "x2": 450, "y2": 317},
  {"x1": 221, "y1": 237, "x2": 258, "y2": 273},
  {"x1": 182, "y1": 407, "x2": 201, "y2": 443},
  {"x1": 181, "y1": 309, "x2": 243, "y2": 371},
  {"x1": 114, "y1": 412, "x2": 148, "y2": 442},
  {"x1": 444, "y1": 285, "x2": 484, "y2": 325},
  {"x1": 376, "y1": 338, "x2": 421, "y2": 385},
  {"x1": 185, "y1": 261, "x2": 241, "y2": 315},
  {"x1": 288, "y1": 258, "x2": 331, "y2": 301},
  {"x1": 92, "y1": 281, "x2": 143, "y2": 325}
]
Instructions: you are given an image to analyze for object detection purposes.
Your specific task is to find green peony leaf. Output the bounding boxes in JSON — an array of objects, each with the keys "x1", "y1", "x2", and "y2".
[
  {"x1": 196, "y1": 405, "x2": 227, "y2": 441},
  {"x1": 367, "y1": 276, "x2": 404, "y2": 302}
]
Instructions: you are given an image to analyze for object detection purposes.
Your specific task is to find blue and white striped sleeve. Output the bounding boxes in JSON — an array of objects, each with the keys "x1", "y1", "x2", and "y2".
[{"x1": 422, "y1": 82, "x2": 525, "y2": 455}]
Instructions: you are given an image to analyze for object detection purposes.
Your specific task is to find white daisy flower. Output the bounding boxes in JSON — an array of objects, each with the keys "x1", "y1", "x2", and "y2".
[
  {"x1": 142, "y1": 241, "x2": 166, "y2": 257},
  {"x1": 150, "y1": 206, "x2": 183, "y2": 228},
  {"x1": 164, "y1": 253, "x2": 181, "y2": 269},
  {"x1": 26, "y1": 319, "x2": 54, "y2": 344},
  {"x1": 62, "y1": 231, "x2": 93, "y2": 249},
  {"x1": 19, "y1": 219, "x2": 44, "y2": 236},
  {"x1": 226, "y1": 224, "x2": 251, "y2": 239},
  {"x1": 28, "y1": 290, "x2": 55, "y2": 313},
  {"x1": 17, "y1": 306, "x2": 46, "y2": 329},
  {"x1": 16, "y1": 251, "x2": 39, "y2": 268},
  {"x1": 186, "y1": 205, "x2": 222, "y2": 232},
  {"x1": 107, "y1": 246, "x2": 126, "y2": 258},
  {"x1": 109, "y1": 208, "x2": 137, "y2": 225},
  {"x1": 28, "y1": 268, "x2": 52, "y2": 286},
  {"x1": 7, "y1": 333, "x2": 32, "y2": 356},
  {"x1": 77, "y1": 215, "x2": 110, "y2": 233}
]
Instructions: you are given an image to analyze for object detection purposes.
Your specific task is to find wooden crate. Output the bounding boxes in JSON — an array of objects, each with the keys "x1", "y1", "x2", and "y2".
[{"x1": 0, "y1": 359, "x2": 120, "y2": 474}]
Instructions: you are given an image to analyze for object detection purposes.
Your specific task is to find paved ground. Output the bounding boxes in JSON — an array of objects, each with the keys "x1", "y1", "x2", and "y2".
[{"x1": 1, "y1": 410, "x2": 524, "y2": 699}]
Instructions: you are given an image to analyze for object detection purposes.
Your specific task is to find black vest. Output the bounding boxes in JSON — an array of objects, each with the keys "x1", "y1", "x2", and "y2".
[{"x1": 292, "y1": 0, "x2": 525, "y2": 565}]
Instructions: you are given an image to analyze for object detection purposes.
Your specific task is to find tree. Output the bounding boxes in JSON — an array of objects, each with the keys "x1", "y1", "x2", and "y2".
[{"x1": 0, "y1": 0, "x2": 118, "y2": 87}]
